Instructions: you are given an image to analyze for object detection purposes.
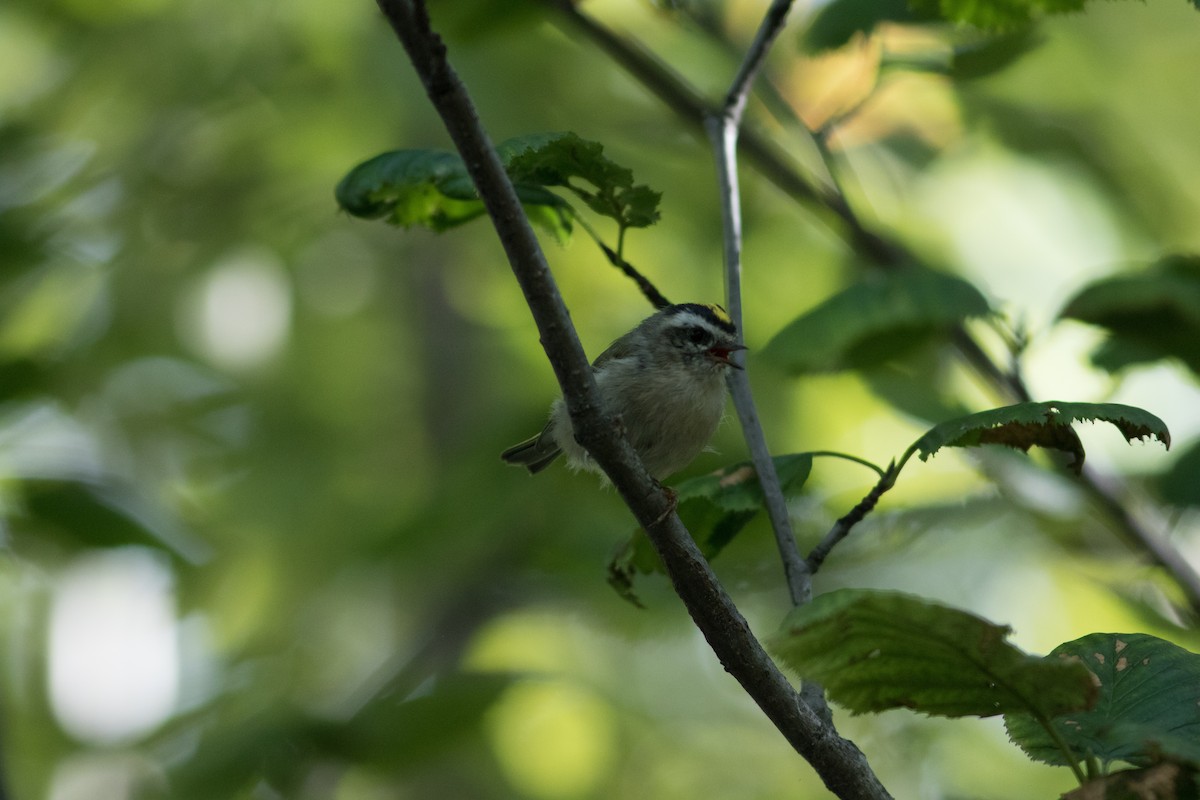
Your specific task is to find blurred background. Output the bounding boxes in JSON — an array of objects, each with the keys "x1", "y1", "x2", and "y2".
[{"x1": 2, "y1": 0, "x2": 1200, "y2": 797}]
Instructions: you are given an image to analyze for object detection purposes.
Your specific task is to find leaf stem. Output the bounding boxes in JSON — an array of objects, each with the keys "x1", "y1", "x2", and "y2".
[
  {"x1": 806, "y1": 462, "x2": 898, "y2": 573},
  {"x1": 571, "y1": 207, "x2": 672, "y2": 308},
  {"x1": 808, "y1": 450, "x2": 887, "y2": 479},
  {"x1": 1032, "y1": 711, "x2": 1087, "y2": 785}
]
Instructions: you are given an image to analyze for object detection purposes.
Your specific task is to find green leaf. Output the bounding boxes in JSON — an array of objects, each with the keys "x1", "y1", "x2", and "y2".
[
  {"x1": 1005, "y1": 633, "x2": 1200, "y2": 768},
  {"x1": 804, "y1": 0, "x2": 1108, "y2": 42},
  {"x1": 1158, "y1": 440, "x2": 1200, "y2": 509},
  {"x1": 504, "y1": 132, "x2": 661, "y2": 230},
  {"x1": 20, "y1": 479, "x2": 209, "y2": 563},
  {"x1": 909, "y1": 0, "x2": 1087, "y2": 31},
  {"x1": 769, "y1": 589, "x2": 1097, "y2": 718},
  {"x1": 801, "y1": 0, "x2": 937, "y2": 53},
  {"x1": 1059, "y1": 254, "x2": 1200, "y2": 376},
  {"x1": 859, "y1": 340, "x2": 972, "y2": 423},
  {"x1": 762, "y1": 269, "x2": 991, "y2": 374},
  {"x1": 328, "y1": 672, "x2": 514, "y2": 769},
  {"x1": 608, "y1": 454, "x2": 813, "y2": 606},
  {"x1": 909, "y1": 401, "x2": 1170, "y2": 475},
  {"x1": 336, "y1": 132, "x2": 661, "y2": 243},
  {"x1": 335, "y1": 149, "x2": 485, "y2": 230},
  {"x1": 946, "y1": 28, "x2": 1043, "y2": 80}
]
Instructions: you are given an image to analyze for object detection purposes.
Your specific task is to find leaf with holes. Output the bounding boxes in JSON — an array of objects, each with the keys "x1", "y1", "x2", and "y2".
[
  {"x1": 608, "y1": 454, "x2": 812, "y2": 606},
  {"x1": 504, "y1": 132, "x2": 661, "y2": 230},
  {"x1": 1006, "y1": 634, "x2": 1200, "y2": 768},
  {"x1": 769, "y1": 589, "x2": 1097, "y2": 719},
  {"x1": 909, "y1": 401, "x2": 1170, "y2": 475},
  {"x1": 762, "y1": 270, "x2": 991, "y2": 375}
]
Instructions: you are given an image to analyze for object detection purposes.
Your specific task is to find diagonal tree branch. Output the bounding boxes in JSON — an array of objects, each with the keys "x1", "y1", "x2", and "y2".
[
  {"x1": 375, "y1": 2, "x2": 892, "y2": 796},
  {"x1": 540, "y1": 0, "x2": 1200, "y2": 615}
]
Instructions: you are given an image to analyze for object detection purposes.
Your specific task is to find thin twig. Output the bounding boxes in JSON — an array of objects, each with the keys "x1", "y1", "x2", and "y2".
[
  {"x1": 706, "y1": 0, "x2": 810, "y2": 609},
  {"x1": 708, "y1": 0, "x2": 841, "y2": 720},
  {"x1": 376, "y1": 3, "x2": 892, "y2": 796},
  {"x1": 807, "y1": 464, "x2": 898, "y2": 573}
]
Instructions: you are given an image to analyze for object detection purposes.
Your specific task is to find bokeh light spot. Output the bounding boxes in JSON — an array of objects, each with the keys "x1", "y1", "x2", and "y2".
[
  {"x1": 487, "y1": 679, "x2": 618, "y2": 800},
  {"x1": 178, "y1": 248, "x2": 292, "y2": 371},
  {"x1": 48, "y1": 548, "x2": 179, "y2": 744}
]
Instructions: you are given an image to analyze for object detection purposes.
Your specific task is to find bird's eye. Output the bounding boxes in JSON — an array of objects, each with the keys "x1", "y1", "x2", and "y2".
[{"x1": 686, "y1": 326, "x2": 714, "y2": 347}]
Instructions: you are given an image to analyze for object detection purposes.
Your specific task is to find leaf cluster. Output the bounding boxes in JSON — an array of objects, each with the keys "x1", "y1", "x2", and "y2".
[
  {"x1": 335, "y1": 131, "x2": 660, "y2": 247},
  {"x1": 771, "y1": 590, "x2": 1200, "y2": 787}
]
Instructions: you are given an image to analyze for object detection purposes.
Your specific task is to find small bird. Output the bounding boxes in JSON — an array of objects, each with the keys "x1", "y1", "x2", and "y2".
[{"x1": 501, "y1": 303, "x2": 745, "y2": 480}]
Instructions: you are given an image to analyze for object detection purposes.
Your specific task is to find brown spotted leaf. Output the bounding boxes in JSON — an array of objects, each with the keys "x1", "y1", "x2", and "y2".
[
  {"x1": 911, "y1": 401, "x2": 1170, "y2": 475},
  {"x1": 1006, "y1": 634, "x2": 1200, "y2": 768},
  {"x1": 1063, "y1": 763, "x2": 1197, "y2": 800}
]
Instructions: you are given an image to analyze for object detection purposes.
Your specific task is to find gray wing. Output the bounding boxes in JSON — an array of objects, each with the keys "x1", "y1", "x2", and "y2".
[{"x1": 591, "y1": 330, "x2": 639, "y2": 369}]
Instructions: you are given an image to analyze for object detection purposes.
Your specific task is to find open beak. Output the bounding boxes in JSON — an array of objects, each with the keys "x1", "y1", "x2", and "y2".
[{"x1": 708, "y1": 344, "x2": 748, "y2": 369}]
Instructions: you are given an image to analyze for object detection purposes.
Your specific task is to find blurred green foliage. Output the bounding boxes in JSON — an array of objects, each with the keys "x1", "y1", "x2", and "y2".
[{"x1": 2, "y1": 0, "x2": 1200, "y2": 798}]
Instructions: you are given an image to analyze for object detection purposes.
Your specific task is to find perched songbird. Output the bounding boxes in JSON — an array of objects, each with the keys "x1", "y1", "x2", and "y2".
[{"x1": 501, "y1": 303, "x2": 745, "y2": 480}]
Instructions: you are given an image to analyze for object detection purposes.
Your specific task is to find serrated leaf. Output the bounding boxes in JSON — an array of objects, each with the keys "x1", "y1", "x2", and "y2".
[
  {"x1": 762, "y1": 270, "x2": 991, "y2": 375},
  {"x1": 1005, "y1": 634, "x2": 1200, "y2": 768},
  {"x1": 769, "y1": 589, "x2": 1097, "y2": 719},
  {"x1": 910, "y1": 401, "x2": 1170, "y2": 475},
  {"x1": 607, "y1": 454, "x2": 812, "y2": 605},
  {"x1": 505, "y1": 132, "x2": 661, "y2": 230},
  {"x1": 1060, "y1": 254, "x2": 1200, "y2": 375}
]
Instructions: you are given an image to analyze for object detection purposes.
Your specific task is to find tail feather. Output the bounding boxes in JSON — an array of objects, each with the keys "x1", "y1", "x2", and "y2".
[{"x1": 501, "y1": 432, "x2": 561, "y2": 474}]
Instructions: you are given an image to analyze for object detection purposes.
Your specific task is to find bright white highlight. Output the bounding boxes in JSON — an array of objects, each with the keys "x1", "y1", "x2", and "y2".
[
  {"x1": 48, "y1": 548, "x2": 179, "y2": 744},
  {"x1": 180, "y1": 248, "x2": 292, "y2": 369}
]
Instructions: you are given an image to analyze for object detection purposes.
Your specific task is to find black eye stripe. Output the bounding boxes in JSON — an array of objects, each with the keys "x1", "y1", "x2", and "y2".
[{"x1": 665, "y1": 303, "x2": 737, "y2": 335}]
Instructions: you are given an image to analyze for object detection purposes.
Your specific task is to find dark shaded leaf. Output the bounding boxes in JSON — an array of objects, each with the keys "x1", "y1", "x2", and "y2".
[
  {"x1": 608, "y1": 454, "x2": 813, "y2": 605},
  {"x1": 327, "y1": 673, "x2": 514, "y2": 769},
  {"x1": 801, "y1": 0, "x2": 936, "y2": 53},
  {"x1": 335, "y1": 149, "x2": 485, "y2": 229},
  {"x1": 1158, "y1": 439, "x2": 1200, "y2": 509},
  {"x1": 769, "y1": 589, "x2": 1097, "y2": 718},
  {"x1": 909, "y1": 0, "x2": 1087, "y2": 30},
  {"x1": 762, "y1": 269, "x2": 991, "y2": 375},
  {"x1": 504, "y1": 132, "x2": 661, "y2": 229},
  {"x1": 1006, "y1": 634, "x2": 1200, "y2": 768},
  {"x1": 910, "y1": 401, "x2": 1170, "y2": 475},
  {"x1": 1060, "y1": 254, "x2": 1200, "y2": 376},
  {"x1": 20, "y1": 479, "x2": 209, "y2": 563},
  {"x1": 860, "y1": 340, "x2": 972, "y2": 423},
  {"x1": 947, "y1": 28, "x2": 1044, "y2": 79}
]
